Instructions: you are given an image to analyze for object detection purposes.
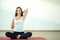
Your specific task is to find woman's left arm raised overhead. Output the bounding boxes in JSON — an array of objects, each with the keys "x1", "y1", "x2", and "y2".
[{"x1": 23, "y1": 8, "x2": 28, "y2": 20}]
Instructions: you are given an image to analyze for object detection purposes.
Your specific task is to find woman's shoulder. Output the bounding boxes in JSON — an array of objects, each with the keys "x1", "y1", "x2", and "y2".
[{"x1": 12, "y1": 17, "x2": 16, "y2": 20}]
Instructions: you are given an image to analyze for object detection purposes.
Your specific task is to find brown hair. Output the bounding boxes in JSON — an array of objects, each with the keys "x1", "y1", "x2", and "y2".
[{"x1": 15, "y1": 7, "x2": 23, "y2": 17}]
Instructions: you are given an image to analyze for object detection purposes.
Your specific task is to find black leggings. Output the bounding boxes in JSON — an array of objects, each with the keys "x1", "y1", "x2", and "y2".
[{"x1": 5, "y1": 31, "x2": 32, "y2": 39}]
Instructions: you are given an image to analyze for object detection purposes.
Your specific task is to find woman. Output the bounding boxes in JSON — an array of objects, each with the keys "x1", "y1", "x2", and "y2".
[{"x1": 5, "y1": 7, "x2": 32, "y2": 39}]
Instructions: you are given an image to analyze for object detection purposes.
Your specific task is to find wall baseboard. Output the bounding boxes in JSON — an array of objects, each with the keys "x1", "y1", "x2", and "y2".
[
  {"x1": 0, "y1": 30, "x2": 60, "y2": 32},
  {"x1": 24, "y1": 30, "x2": 60, "y2": 32}
]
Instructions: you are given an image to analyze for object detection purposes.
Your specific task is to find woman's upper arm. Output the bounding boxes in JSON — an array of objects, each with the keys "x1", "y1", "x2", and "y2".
[{"x1": 23, "y1": 8, "x2": 28, "y2": 20}]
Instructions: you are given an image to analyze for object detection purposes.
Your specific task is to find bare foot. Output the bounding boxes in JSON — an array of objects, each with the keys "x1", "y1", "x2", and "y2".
[{"x1": 17, "y1": 35, "x2": 21, "y2": 39}]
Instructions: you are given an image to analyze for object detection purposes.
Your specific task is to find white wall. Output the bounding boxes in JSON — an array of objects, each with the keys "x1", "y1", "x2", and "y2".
[{"x1": 0, "y1": 0, "x2": 60, "y2": 30}]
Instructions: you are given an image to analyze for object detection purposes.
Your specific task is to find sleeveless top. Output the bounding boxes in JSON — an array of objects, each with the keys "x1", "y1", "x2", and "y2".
[{"x1": 13, "y1": 17, "x2": 24, "y2": 32}]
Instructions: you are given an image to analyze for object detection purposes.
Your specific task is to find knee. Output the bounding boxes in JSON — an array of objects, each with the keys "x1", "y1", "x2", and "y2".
[
  {"x1": 27, "y1": 32, "x2": 32, "y2": 36},
  {"x1": 5, "y1": 32, "x2": 10, "y2": 36}
]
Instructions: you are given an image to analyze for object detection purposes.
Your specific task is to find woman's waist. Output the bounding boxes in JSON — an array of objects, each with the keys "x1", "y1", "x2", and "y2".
[
  {"x1": 13, "y1": 27, "x2": 24, "y2": 32},
  {"x1": 13, "y1": 31, "x2": 24, "y2": 35},
  {"x1": 14, "y1": 31, "x2": 24, "y2": 33}
]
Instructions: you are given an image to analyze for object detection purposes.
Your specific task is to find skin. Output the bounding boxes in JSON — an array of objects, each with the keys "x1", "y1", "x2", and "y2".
[{"x1": 11, "y1": 8, "x2": 28, "y2": 39}]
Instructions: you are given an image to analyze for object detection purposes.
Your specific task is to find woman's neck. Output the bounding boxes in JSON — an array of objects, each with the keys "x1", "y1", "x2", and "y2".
[{"x1": 17, "y1": 14, "x2": 21, "y2": 17}]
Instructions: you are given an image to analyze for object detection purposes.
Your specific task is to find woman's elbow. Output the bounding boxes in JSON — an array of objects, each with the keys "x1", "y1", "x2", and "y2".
[
  {"x1": 11, "y1": 26, "x2": 14, "y2": 29},
  {"x1": 11, "y1": 27, "x2": 14, "y2": 29}
]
